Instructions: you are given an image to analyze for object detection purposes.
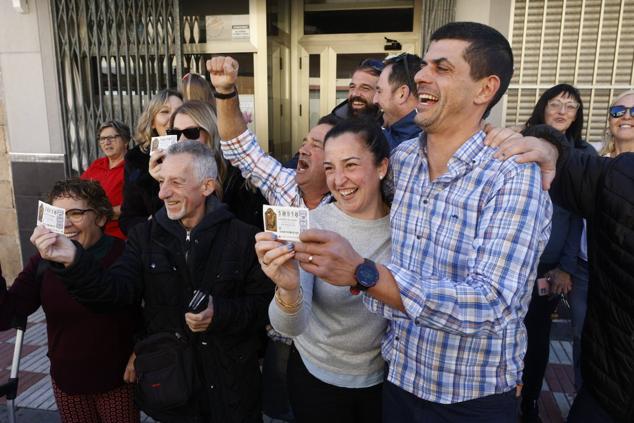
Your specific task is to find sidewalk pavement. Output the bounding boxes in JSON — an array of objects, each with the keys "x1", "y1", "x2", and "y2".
[{"x1": 1, "y1": 309, "x2": 577, "y2": 423}]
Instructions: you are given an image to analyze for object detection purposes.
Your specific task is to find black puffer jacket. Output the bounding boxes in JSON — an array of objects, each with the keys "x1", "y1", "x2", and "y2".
[
  {"x1": 120, "y1": 145, "x2": 161, "y2": 235},
  {"x1": 549, "y1": 144, "x2": 634, "y2": 422},
  {"x1": 56, "y1": 196, "x2": 273, "y2": 422}
]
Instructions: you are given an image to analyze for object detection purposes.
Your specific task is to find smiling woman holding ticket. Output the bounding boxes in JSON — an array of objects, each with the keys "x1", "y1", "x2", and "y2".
[
  {"x1": 255, "y1": 119, "x2": 391, "y2": 423},
  {"x1": 0, "y1": 178, "x2": 139, "y2": 423}
]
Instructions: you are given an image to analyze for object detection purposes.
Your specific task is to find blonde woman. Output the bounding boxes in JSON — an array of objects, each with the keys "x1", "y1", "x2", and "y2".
[
  {"x1": 601, "y1": 89, "x2": 634, "y2": 157},
  {"x1": 119, "y1": 89, "x2": 182, "y2": 234}
]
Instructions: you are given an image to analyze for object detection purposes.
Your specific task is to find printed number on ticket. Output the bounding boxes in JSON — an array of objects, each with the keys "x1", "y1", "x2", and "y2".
[
  {"x1": 263, "y1": 205, "x2": 310, "y2": 242},
  {"x1": 36, "y1": 200, "x2": 66, "y2": 234},
  {"x1": 150, "y1": 135, "x2": 177, "y2": 155}
]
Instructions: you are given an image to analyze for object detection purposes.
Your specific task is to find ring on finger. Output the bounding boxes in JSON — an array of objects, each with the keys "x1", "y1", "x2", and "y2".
[{"x1": 308, "y1": 255, "x2": 313, "y2": 263}]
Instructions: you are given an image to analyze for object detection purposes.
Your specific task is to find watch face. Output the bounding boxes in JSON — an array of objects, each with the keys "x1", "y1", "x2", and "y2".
[{"x1": 356, "y1": 261, "x2": 379, "y2": 288}]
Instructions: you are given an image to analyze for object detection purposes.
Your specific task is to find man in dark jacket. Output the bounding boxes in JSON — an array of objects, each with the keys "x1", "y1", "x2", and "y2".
[
  {"x1": 373, "y1": 53, "x2": 423, "y2": 150},
  {"x1": 485, "y1": 125, "x2": 634, "y2": 423},
  {"x1": 31, "y1": 140, "x2": 274, "y2": 423}
]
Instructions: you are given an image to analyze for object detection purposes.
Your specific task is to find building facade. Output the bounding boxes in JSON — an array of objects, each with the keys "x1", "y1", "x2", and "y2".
[{"x1": 0, "y1": 0, "x2": 632, "y2": 282}]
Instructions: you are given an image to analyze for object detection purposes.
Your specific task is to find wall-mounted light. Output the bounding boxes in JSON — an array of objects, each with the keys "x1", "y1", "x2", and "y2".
[
  {"x1": 12, "y1": 0, "x2": 29, "y2": 14},
  {"x1": 384, "y1": 37, "x2": 402, "y2": 51}
]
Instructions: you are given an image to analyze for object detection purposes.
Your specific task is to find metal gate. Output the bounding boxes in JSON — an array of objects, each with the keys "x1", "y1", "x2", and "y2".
[{"x1": 51, "y1": 0, "x2": 183, "y2": 174}]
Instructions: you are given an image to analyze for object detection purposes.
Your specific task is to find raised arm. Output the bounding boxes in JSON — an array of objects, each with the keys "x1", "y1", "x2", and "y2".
[
  {"x1": 208, "y1": 56, "x2": 301, "y2": 207},
  {"x1": 207, "y1": 56, "x2": 248, "y2": 141}
]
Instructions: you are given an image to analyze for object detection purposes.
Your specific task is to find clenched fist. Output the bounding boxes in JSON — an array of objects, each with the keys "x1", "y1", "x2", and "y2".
[{"x1": 206, "y1": 56, "x2": 239, "y2": 94}]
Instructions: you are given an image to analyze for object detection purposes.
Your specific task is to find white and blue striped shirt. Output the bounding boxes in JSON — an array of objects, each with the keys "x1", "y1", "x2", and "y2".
[{"x1": 365, "y1": 130, "x2": 552, "y2": 404}]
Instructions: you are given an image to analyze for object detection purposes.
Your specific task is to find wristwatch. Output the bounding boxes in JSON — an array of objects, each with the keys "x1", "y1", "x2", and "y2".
[{"x1": 350, "y1": 259, "x2": 379, "y2": 295}]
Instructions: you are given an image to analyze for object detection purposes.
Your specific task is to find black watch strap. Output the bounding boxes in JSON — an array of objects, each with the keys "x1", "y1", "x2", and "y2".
[{"x1": 213, "y1": 87, "x2": 238, "y2": 99}]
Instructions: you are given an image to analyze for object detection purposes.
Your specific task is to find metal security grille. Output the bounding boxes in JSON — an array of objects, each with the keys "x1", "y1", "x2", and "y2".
[
  {"x1": 52, "y1": 0, "x2": 182, "y2": 174},
  {"x1": 506, "y1": 0, "x2": 634, "y2": 143}
]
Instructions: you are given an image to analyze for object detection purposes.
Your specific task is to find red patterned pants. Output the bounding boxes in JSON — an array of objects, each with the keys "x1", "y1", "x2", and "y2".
[{"x1": 52, "y1": 379, "x2": 139, "y2": 423}]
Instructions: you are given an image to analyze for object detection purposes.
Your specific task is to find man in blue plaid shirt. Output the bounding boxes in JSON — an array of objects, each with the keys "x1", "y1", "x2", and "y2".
[{"x1": 294, "y1": 22, "x2": 552, "y2": 422}]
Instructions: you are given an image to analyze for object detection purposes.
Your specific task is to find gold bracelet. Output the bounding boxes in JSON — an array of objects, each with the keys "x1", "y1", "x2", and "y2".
[{"x1": 275, "y1": 286, "x2": 303, "y2": 313}]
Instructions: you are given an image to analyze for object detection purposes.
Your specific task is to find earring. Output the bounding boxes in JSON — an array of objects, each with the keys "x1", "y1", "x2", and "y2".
[{"x1": 379, "y1": 174, "x2": 384, "y2": 180}]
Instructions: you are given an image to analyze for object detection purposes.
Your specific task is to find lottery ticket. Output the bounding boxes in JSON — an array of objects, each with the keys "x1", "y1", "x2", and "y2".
[
  {"x1": 262, "y1": 205, "x2": 310, "y2": 242},
  {"x1": 36, "y1": 200, "x2": 66, "y2": 234},
  {"x1": 150, "y1": 135, "x2": 178, "y2": 155}
]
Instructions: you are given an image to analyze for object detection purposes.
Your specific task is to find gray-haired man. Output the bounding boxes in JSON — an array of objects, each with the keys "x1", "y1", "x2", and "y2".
[{"x1": 31, "y1": 141, "x2": 273, "y2": 423}]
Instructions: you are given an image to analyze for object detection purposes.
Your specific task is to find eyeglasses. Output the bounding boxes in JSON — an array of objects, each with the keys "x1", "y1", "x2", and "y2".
[
  {"x1": 608, "y1": 105, "x2": 634, "y2": 119},
  {"x1": 385, "y1": 53, "x2": 416, "y2": 94},
  {"x1": 546, "y1": 100, "x2": 580, "y2": 113},
  {"x1": 98, "y1": 134, "x2": 121, "y2": 144},
  {"x1": 166, "y1": 127, "x2": 204, "y2": 140},
  {"x1": 359, "y1": 58, "x2": 385, "y2": 74},
  {"x1": 65, "y1": 208, "x2": 95, "y2": 223}
]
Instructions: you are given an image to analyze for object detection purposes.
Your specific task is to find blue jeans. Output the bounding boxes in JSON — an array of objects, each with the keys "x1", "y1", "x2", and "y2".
[
  {"x1": 569, "y1": 258, "x2": 589, "y2": 390},
  {"x1": 383, "y1": 381, "x2": 518, "y2": 423}
]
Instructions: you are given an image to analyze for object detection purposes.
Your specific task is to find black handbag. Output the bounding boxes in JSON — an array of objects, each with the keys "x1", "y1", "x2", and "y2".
[
  {"x1": 133, "y1": 221, "x2": 231, "y2": 417},
  {"x1": 133, "y1": 331, "x2": 200, "y2": 414}
]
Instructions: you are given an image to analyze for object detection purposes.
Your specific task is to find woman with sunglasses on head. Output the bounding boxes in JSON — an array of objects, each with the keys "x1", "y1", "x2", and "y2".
[
  {"x1": 254, "y1": 120, "x2": 391, "y2": 423},
  {"x1": 0, "y1": 178, "x2": 139, "y2": 423},
  {"x1": 120, "y1": 89, "x2": 183, "y2": 235},
  {"x1": 81, "y1": 120, "x2": 131, "y2": 240},
  {"x1": 519, "y1": 84, "x2": 596, "y2": 422},
  {"x1": 150, "y1": 100, "x2": 265, "y2": 228}
]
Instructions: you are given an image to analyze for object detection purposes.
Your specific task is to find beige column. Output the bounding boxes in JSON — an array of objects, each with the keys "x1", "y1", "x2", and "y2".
[{"x1": 0, "y1": 68, "x2": 22, "y2": 284}]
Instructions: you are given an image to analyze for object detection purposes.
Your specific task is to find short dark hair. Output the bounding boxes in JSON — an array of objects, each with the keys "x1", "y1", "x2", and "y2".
[
  {"x1": 355, "y1": 58, "x2": 384, "y2": 78},
  {"x1": 430, "y1": 21, "x2": 514, "y2": 118},
  {"x1": 525, "y1": 84, "x2": 584, "y2": 142},
  {"x1": 97, "y1": 120, "x2": 132, "y2": 143},
  {"x1": 323, "y1": 118, "x2": 391, "y2": 203},
  {"x1": 383, "y1": 53, "x2": 423, "y2": 94},
  {"x1": 48, "y1": 178, "x2": 114, "y2": 221},
  {"x1": 317, "y1": 114, "x2": 341, "y2": 127}
]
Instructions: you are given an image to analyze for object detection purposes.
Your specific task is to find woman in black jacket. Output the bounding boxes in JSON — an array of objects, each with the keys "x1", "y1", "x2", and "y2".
[{"x1": 120, "y1": 89, "x2": 183, "y2": 234}]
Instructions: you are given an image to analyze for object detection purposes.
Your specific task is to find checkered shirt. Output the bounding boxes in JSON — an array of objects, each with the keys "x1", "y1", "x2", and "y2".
[{"x1": 365, "y1": 130, "x2": 552, "y2": 404}]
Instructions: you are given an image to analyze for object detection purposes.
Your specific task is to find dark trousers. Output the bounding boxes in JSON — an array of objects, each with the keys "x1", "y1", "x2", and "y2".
[
  {"x1": 569, "y1": 257, "x2": 589, "y2": 390},
  {"x1": 567, "y1": 387, "x2": 615, "y2": 423},
  {"x1": 286, "y1": 345, "x2": 382, "y2": 423},
  {"x1": 383, "y1": 381, "x2": 518, "y2": 422},
  {"x1": 521, "y1": 263, "x2": 560, "y2": 407}
]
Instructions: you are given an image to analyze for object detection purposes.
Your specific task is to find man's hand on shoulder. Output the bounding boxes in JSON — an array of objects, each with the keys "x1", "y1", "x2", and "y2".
[
  {"x1": 484, "y1": 124, "x2": 559, "y2": 190},
  {"x1": 206, "y1": 56, "x2": 238, "y2": 94}
]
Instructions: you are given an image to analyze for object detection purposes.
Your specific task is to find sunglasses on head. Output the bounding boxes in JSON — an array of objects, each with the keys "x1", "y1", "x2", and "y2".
[
  {"x1": 608, "y1": 105, "x2": 634, "y2": 119},
  {"x1": 386, "y1": 53, "x2": 417, "y2": 94},
  {"x1": 359, "y1": 58, "x2": 385, "y2": 74},
  {"x1": 166, "y1": 127, "x2": 203, "y2": 140}
]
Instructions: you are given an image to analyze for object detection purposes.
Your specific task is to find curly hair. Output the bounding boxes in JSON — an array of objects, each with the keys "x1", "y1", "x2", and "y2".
[{"x1": 47, "y1": 178, "x2": 114, "y2": 221}]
